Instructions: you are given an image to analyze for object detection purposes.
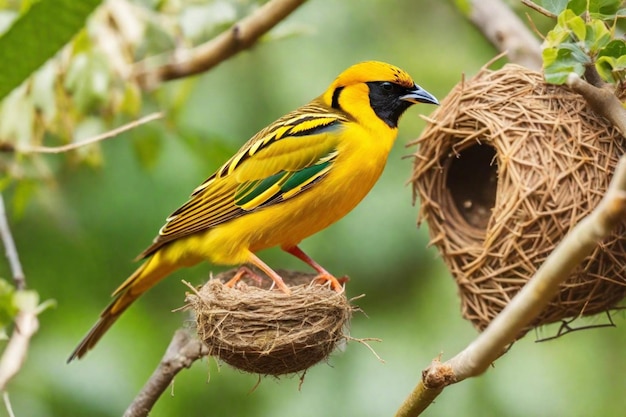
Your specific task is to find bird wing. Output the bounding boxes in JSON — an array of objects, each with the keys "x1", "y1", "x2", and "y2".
[{"x1": 139, "y1": 102, "x2": 349, "y2": 258}]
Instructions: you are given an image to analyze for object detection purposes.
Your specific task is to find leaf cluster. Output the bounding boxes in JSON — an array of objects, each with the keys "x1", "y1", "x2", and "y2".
[
  {"x1": 539, "y1": 0, "x2": 626, "y2": 84},
  {"x1": 0, "y1": 0, "x2": 263, "y2": 207}
]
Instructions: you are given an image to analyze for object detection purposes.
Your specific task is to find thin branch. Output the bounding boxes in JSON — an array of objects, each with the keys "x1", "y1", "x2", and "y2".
[
  {"x1": 566, "y1": 73, "x2": 626, "y2": 135},
  {"x1": 462, "y1": 0, "x2": 543, "y2": 70},
  {"x1": 396, "y1": 154, "x2": 626, "y2": 416},
  {"x1": 14, "y1": 112, "x2": 163, "y2": 155},
  {"x1": 134, "y1": 0, "x2": 308, "y2": 90},
  {"x1": 123, "y1": 329, "x2": 210, "y2": 417},
  {"x1": 0, "y1": 195, "x2": 24, "y2": 290},
  {"x1": 0, "y1": 305, "x2": 39, "y2": 392},
  {"x1": 2, "y1": 391, "x2": 15, "y2": 417},
  {"x1": 394, "y1": 357, "x2": 448, "y2": 417},
  {"x1": 519, "y1": 0, "x2": 556, "y2": 17},
  {"x1": 0, "y1": 194, "x2": 48, "y2": 395}
]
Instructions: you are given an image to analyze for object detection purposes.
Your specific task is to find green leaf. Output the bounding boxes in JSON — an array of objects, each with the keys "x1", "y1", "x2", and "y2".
[
  {"x1": 596, "y1": 54, "x2": 626, "y2": 82},
  {"x1": 0, "y1": 10, "x2": 18, "y2": 36},
  {"x1": 0, "y1": 86, "x2": 35, "y2": 146},
  {"x1": 568, "y1": 0, "x2": 588, "y2": 15},
  {"x1": 544, "y1": 23, "x2": 571, "y2": 47},
  {"x1": 559, "y1": 9, "x2": 586, "y2": 41},
  {"x1": 543, "y1": 46, "x2": 586, "y2": 84},
  {"x1": 560, "y1": 42, "x2": 591, "y2": 63},
  {"x1": 31, "y1": 61, "x2": 58, "y2": 124},
  {"x1": 596, "y1": 55, "x2": 619, "y2": 81},
  {"x1": 64, "y1": 51, "x2": 111, "y2": 114},
  {"x1": 598, "y1": 38, "x2": 626, "y2": 58},
  {"x1": 569, "y1": 0, "x2": 625, "y2": 18},
  {"x1": 585, "y1": 19, "x2": 612, "y2": 55},
  {"x1": 589, "y1": 0, "x2": 624, "y2": 16},
  {"x1": 535, "y1": 0, "x2": 570, "y2": 15},
  {"x1": 595, "y1": 39, "x2": 626, "y2": 82},
  {"x1": 0, "y1": 0, "x2": 103, "y2": 101}
]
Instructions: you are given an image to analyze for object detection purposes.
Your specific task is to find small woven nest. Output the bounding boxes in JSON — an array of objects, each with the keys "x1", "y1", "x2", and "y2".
[
  {"x1": 411, "y1": 64, "x2": 626, "y2": 338},
  {"x1": 185, "y1": 270, "x2": 353, "y2": 376}
]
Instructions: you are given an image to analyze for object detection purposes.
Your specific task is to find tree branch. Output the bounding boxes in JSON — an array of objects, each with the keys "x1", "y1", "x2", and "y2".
[
  {"x1": 2, "y1": 391, "x2": 15, "y2": 417},
  {"x1": 123, "y1": 329, "x2": 210, "y2": 417},
  {"x1": 12, "y1": 112, "x2": 163, "y2": 155},
  {"x1": 0, "y1": 300, "x2": 39, "y2": 392},
  {"x1": 397, "y1": 4, "x2": 626, "y2": 415},
  {"x1": 396, "y1": 154, "x2": 626, "y2": 416},
  {"x1": 461, "y1": 0, "x2": 542, "y2": 70},
  {"x1": 566, "y1": 73, "x2": 626, "y2": 135},
  {"x1": 0, "y1": 194, "x2": 42, "y2": 394},
  {"x1": 519, "y1": 0, "x2": 556, "y2": 18},
  {"x1": 0, "y1": 196, "x2": 25, "y2": 290},
  {"x1": 134, "y1": 0, "x2": 308, "y2": 90}
]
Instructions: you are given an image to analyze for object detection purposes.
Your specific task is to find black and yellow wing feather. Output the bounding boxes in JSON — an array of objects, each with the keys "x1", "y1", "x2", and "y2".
[{"x1": 139, "y1": 102, "x2": 349, "y2": 258}]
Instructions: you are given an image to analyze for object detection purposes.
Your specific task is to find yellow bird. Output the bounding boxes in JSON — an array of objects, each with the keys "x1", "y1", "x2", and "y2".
[{"x1": 68, "y1": 61, "x2": 438, "y2": 361}]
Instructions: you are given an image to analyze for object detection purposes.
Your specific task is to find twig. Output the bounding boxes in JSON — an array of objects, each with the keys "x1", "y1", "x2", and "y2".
[
  {"x1": 0, "y1": 305, "x2": 39, "y2": 392},
  {"x1": 0, "y1": 194, "x2": 48, "y2": 397},
  {"x1": 520, "y1": 0, "x2": 556, "y2": 17},
  {"x1": 123, "y1": 329, "x2": 210, "y2": 417},
  {"x1": 395, "y1": 154, "x2": 626, "y2": 416},
  {"x1": 134, "y1": 0, "x2": 307, "y2": 89},
  {"x1": 15, "y1": 112, "x2": 163, "y2": 154},
  {"x1": 2, "y1": 391, "x2": 15, "y2": 417},
  {"x1": 566, "y1": 73, "x2": 626, "y2": 135},
  {"x1": 0, "y1": 192, "x2": 40, "y2": 393},
  {"x1": 461, "y1": 0, "x2": 542, "y2": 70},
  {"x1": 0, "y1": 195, "x2": 24, "y2": 290}
]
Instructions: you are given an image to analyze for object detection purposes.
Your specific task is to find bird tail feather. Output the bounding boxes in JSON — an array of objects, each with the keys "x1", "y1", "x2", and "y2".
[{"x1": 67, "y1": 254, "x2": 178, "y2": 362}]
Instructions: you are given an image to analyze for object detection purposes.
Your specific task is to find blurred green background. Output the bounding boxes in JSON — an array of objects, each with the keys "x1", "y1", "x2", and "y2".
[{"x1": 3, "y1": 1, "x2": 626, "y2": 416}]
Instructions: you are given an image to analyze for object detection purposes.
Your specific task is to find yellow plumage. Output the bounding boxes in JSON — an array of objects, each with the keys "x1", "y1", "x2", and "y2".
[{"x1": 68, "y1": 61, "x2": 438, "y2": 361}]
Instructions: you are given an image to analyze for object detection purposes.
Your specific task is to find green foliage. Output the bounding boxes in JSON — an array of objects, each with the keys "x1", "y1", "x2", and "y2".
[
  {"x1": 597, "y1": 39, "x2": 626, "y2": 81},
  {"x1": 0, "y1": 279, "x2": 49, "y2": 339},
  {"x1": 540, "y1": 0, "x2": 626, "y2": 84},
  {"x1": 5, "y1": 2, "x2": 626, "y2": 417},
  {"x1": 0, "y1": 0, "x2": 102, "y2": 100},
  {"x1": 535, "y1": 0, "x2": 626, "y2": 17},
  {"x1": 0, "y1": 0, "x2": 265, "y2": 210}
]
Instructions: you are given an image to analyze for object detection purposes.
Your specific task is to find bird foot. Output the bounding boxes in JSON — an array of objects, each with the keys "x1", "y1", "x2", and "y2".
[
  {"x1": 225, "y1": 266, "x2": 291, "y2": 294},
  {"x1": 224, "y1": 266, "x2": 265, "y2": 288},
  {"x1": 313, "y1": 273, "x2": 346, "y2": 293}
]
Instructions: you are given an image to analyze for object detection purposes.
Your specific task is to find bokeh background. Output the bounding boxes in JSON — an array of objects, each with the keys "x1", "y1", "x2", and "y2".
[{"x1": 3, "y1": 1, "x2": 626, "y2": 416}]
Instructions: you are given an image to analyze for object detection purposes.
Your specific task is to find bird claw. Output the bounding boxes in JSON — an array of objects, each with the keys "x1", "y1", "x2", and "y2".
[
  {"x1": 313, "y1": 273, "x2": 345, "y2": 292},
  {"x1": 225, "y1": 266, "x2": 265, "y2": 288}
]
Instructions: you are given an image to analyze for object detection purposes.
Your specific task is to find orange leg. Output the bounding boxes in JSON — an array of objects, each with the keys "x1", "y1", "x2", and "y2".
[
  {"x1": 282, "y1": 245, "x2": 344, "y2": 292},
  {"x1": 246, "y1": 252, "x2": 291, "y2": 295},
  {"x1": 224, "y1": 266, "x2": 264, "y2": 288}
]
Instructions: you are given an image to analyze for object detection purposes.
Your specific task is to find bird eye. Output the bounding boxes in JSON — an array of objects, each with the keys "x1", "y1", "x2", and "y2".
[{"x1": 381, "y1": 82, "x2": 394, "y2": 91}]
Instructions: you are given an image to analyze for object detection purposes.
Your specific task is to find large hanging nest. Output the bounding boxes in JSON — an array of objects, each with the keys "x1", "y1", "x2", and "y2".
[
  {"x1": 185, "y1": 270, "x2": 354, "y2": 376},
  {"x1": 411, "y1": 64, "x2": 626, "y2": 338}
]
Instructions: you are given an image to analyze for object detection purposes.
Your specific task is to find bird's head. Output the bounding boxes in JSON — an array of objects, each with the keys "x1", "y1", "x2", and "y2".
[{"x1": 322, "y1": 61, "x2": 438, "y2": 128}]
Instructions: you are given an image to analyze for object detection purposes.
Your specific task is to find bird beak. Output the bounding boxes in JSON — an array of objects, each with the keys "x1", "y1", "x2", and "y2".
[{"x1": 400, "y1": 84, "x2": 439, "y2": 105}]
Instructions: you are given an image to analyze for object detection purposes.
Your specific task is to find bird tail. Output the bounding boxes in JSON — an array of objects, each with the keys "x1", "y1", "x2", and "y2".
[{"x1": 67, "y1": 253, "x2": 179, "y2": 362}]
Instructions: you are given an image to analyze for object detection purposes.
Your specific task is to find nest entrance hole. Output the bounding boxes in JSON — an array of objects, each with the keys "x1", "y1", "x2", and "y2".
[{"x1": 445, "y1": 143, "x2": 498, "y2": 230}]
